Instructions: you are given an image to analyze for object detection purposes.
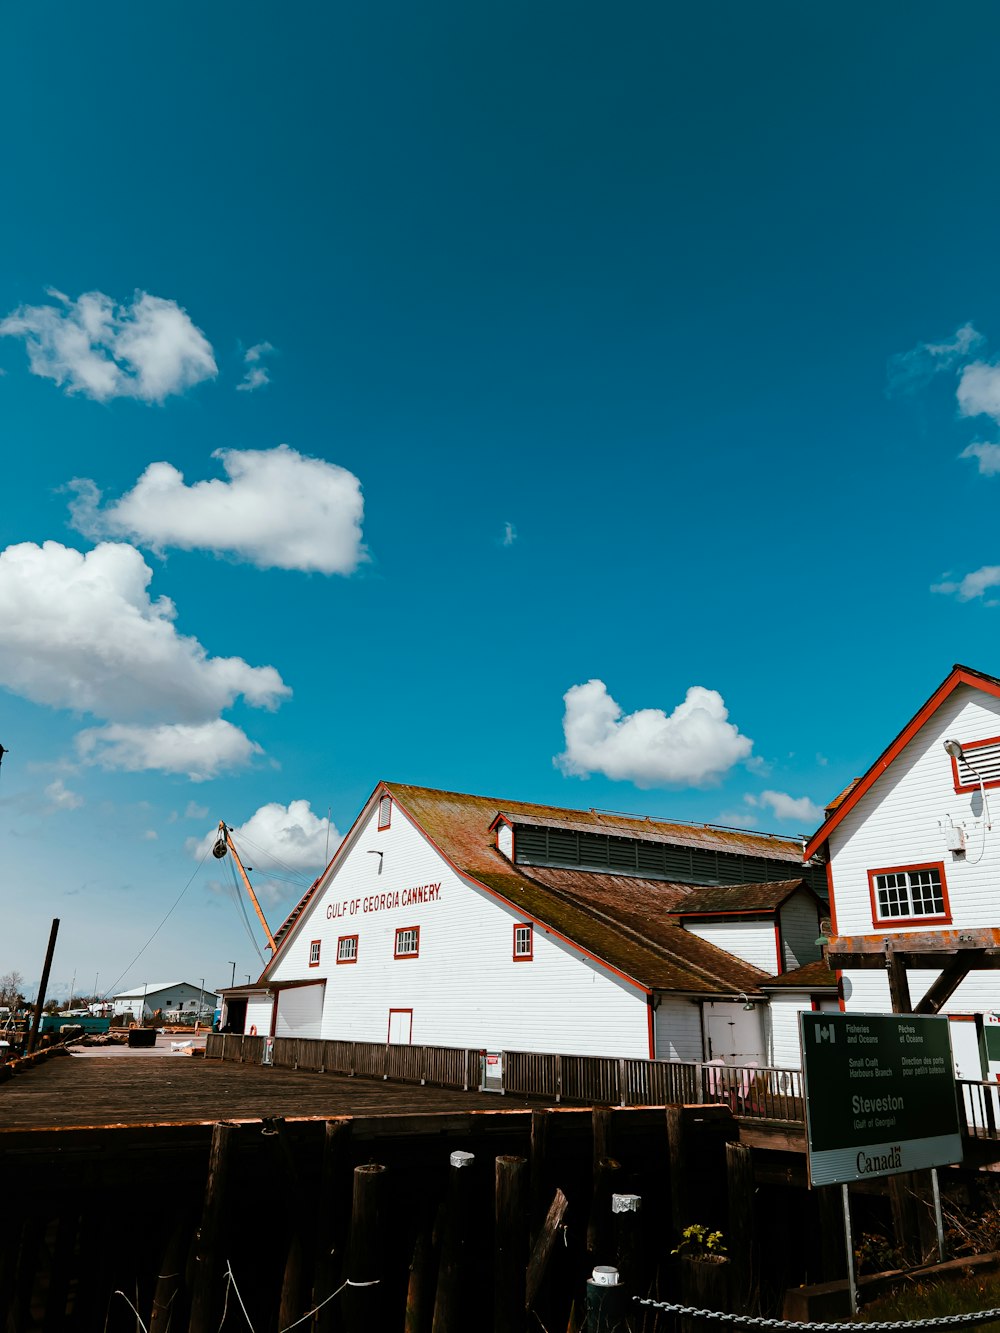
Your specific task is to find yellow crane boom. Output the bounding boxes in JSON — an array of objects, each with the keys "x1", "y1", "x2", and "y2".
[{"x1": 212, "y1": 821, "x2": 277, "y2": 953}]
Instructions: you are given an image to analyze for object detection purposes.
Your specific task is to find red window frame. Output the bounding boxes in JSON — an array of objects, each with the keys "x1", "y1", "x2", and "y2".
[
  {"x1": 949, "y1": 735, "x2": 1000, "y2": 793},
  {"x1": 394, "y1": 924, "x2": 420, "y2": 959},
  {"x1": 308, "y1": 939, "x2": 321, "y2": 967},
  {"x1": 867, "y1": 861, "x2": 952, "y2": 928},
  {"x1": 512, "y1": 922, "x2": 534, "y2": 961},
  {"x1": 378, "y1": 795, "x2": 392, "y2": 829},
  {"x1": 336, "y1": 934, "x2": 358, "y2": 964}
]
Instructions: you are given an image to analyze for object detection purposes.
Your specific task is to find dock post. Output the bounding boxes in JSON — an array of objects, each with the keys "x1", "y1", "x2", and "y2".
[
  {"x1": 188, "y1": 1121, "x2": 236, "y2": 1333},
  {"x1": 431, "y1": 1149, "x2": 476, "y2": 1333},
  {"x1": 342, "y1": 1163, "x2": 388, "y2": 1333},
  {"x1": 494, "y1": 1155, "x2": 528, "y2": 1333}
]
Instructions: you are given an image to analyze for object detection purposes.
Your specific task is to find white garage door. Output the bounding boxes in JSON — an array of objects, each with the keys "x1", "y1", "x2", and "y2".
[{"x1": 275, "y1": 984, "x2": 325, "y2": 1038}]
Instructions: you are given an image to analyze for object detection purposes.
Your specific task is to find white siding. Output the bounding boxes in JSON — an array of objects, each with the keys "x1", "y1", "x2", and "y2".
[
  {"x1": 779, "y1": 893, "x2": 821, "y2": 971},
  {"x1": 245, "y1": 994, "x2": 274, "y2": 1036},
  {"x1": 685, "y1": 920, "x2": 778, "y2": 974},
  {"x1": 654, "y1": 995, "x2": 703, "y2": 1061},
  {"x1": 268, "y1": 796, "x2": 651, "y2": 1058},
  {"x1": 497, "y1": 822, "x2": 513, "y2": 859},
  {"x1": 830, "y1": 683, "x2": 1000, "y2": 1019},
  {"x1": 275, "y1": 983, "x2": 325, "y2": 1038},
  {"x1": 767, "y1": 994, "x2": 812, "y2": 1067}
]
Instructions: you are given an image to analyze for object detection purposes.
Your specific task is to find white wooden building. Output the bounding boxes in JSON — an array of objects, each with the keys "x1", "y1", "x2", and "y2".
[
  {"x1": 243, "y1": 783, "x2": 827, "y2": 1064},
  {"x1": 805, "y1": 663, "x2": 1000, "y2": 1080}
]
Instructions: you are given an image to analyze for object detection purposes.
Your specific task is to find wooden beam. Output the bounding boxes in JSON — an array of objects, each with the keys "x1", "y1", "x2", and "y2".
[
  {"x1": 886, "y1": 947, "x2": 913, "y2": 1015},
  {"x1": 915, "y1": 952, "x2": 984, "y2": 1015},
  {"x1": 828, "y1": 926, "x2": 1000, "y2": 957}
]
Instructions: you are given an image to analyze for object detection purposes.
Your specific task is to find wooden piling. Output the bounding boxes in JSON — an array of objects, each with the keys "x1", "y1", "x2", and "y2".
[
  {"x1": 314, "y1": 1118, "x2": 352, "y2": 1332},
  {"x1": 725, "y1": 1141, "x2": 754, "y2": 1314},
  {"x1": 342, "y1": 1162, "x2": 388, "y2": 1333},
  {"x1": 529, "y1": 1109, "x2": 550, "y2": 1241},
  {"x1": 525, "y1": 1188, "x2": 569, "y2": 1313},
  {"x1": 586, "y1": 1157, "x2": 621, "y2": 1264},
  {"x1": 405, "y1": 1219, "x2": 434, "y2": 1333},
  {"x1": 610, "y1": 1192, "x2": 642, "y2": 1294},
  {"x1": 494, "y1": 1154, "x2": 528, "y2": 1333},
  {"x1": 187, "y1": 1121, "x2": 236, "y2": 1333},
  {"x1": 431, "y1": 1150, "x2": 476, "y2": 1333},
  {"x1": 149, "y1": 1216, "x2": 191, "y2": 1333}
]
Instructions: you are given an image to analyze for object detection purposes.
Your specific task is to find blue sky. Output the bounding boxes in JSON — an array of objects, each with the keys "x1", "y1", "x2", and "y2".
[{"x1": 4, "y1": 2, "x2": 1000, "y2": 998}]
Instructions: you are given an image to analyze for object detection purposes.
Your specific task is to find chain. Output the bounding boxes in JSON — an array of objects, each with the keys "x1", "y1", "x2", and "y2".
[{"x1": 631, "y1": 1297, "x2": 1000, "y2": 1330}]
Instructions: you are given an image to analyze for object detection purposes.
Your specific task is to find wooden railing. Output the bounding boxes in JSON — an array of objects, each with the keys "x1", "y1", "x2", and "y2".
[
  {"x1": 205, "y1": 1032, "x2": 480, "y2": 1089},
  {"x1": 204, "y1": 1036, "x2": 985, "y2": 1137}
]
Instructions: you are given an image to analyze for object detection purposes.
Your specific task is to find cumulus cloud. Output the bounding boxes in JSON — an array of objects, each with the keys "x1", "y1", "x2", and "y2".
[
  {"x1": 746, "y1": 790, "x2": 824, "y2": 826},
  {"x1": 76, "y1": 720, "x2": 262, "y2": 782},
  {"x1": 960, "y1": 441, "x2": 1000, "y2": 475},
  {"x1": 958, "y1": 361, "x2": 1000, "y2": 423},
  {"x1": 0, "y1": 289, "x2": 216, "y2": 402},
  {"x1": 237, "y1": 342, "x2": 274, "y2": 392},
  {"x1": 0, "y1": 541, "x2": 289, "y2": 721},
  {"x1": 69, "y1": 445, "x2": 367, "y2": 574},
  {"x1": 886, "y1": 322, "x2": 983, "y2": 396},
  {"x1": 185, "y1": 801, "x2": 209, "y2": 820},
  {"x1": 932, "y1": 566, "x2": 1000, "y2": 602},
  {"x1": 45, "y1": 779, "x2": 84, "y2": 811},
  {"x1": 555, "y1": 679, "x2": 753, "y2": 788},
  {"x1": 188, "y1": 799, "x2": 339, "y2": 872}
]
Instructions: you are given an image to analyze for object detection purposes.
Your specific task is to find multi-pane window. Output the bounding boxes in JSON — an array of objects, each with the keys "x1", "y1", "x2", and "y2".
[
  {"x1": 337, "y1": 935, "x2": 358, "y2": 964},
  {"x1": 309, "y1": 940, "x2": 321, "y2": 967},
  {"x1": 378, "y1": 795, "x2": 392, "y2": 829},
  {"x1": 513, "y1": 923, "x2": 534, "y2": 960},
  {"x1": 871, "y1": 865, "x2": 947, "y2": 922},
  {"x1": 394, "y1": 926, "x2": 420, "y2": 958}
]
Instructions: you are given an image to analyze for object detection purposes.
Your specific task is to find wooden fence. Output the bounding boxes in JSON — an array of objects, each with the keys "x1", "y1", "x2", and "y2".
[{"x1": 206, "y1": 1032, "x2": 481, "y2": 1088}]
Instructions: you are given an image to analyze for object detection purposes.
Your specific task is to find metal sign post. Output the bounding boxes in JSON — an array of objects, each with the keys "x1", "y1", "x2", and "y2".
[{"x1": 841, "y1": 1184, "x2": 858, "y2": 1317}]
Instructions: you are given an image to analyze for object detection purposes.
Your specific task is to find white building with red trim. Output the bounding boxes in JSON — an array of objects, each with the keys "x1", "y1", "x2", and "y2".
[
  {"x1": 236, "y1": 782, "x2": 828, "y2": 1065},
  {"x1": 804, "y1": 664, "x2": 1000, "y2": 1080}
]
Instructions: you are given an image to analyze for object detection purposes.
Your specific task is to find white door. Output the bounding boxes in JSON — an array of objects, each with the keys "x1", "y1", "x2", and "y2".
[
  {"x1": 388, "y1": 1009, "x2": 412, "y2": 1044},
  {"x1": 704, "y1": 1002, "x2": 764, "y2": 1064},
  {"x1": 949, "y1": 1017, "x2": 984, "y2": 1080}
]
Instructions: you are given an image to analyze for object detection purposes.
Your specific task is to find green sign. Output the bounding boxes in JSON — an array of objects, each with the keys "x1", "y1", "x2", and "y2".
[{"x1": 799, "y1": 1012, "x2": 963, "y2": 1187}]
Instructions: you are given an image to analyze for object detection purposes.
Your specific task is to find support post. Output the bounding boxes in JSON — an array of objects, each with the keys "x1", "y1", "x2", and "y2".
[
  {"x1": 529, "y1": 1109, "x2": 550, "y2": 1242},
  {"x1": 188, "y1": 1122, "x2": 237, "y2": 1333},
  {"x1": 315, "y1": 1119, "x2": 352, "y2": 1332},
  {"x1": 342, "y1": 1163, "x2": 387, "y2": 1333},
  {"x1": 725, "y1": 1141, "x2": 754, "y2": 1314},
  {"x1": 432, "y1": 1150, "x2": 476, "y2": 1333},
  {"x1": 26, "y1": 918, "x2": 59, "y2": 1055},
  {"x1": 525, "y1": 1188, "x2": 569, "y2": 1313},
  {"x1": 931, "y1": 1167, "x2": 946, "y2": 1263},
  {"x1": 494, "y1": 1155, "x2": 528, "y2": 1333},
  {"x1": 842, "y1": 1184, "x2": 858, "y2": 1317}
]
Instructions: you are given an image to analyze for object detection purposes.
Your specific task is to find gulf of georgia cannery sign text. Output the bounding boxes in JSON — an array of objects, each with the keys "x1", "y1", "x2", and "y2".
[
  {"x1": 326, "y1": 882, "x2": 442, "y2": 920},
  {"x1": 799, "y1": 1011, "x2": 963, "y2": 1187}
]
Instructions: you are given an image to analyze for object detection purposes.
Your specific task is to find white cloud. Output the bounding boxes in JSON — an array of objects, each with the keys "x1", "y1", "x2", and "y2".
[
  {"x1": 188, "y1": 799, "x2": 339, "y2": 871},
  {"x1": 69, "y1": 445, "x2": 367, "y2": 575},
  {"x1": 501, "y1": 522, "x2": 517, "y2": 547},
  {"x1": 0, "y1": 289, "x2": 216, "y2": 402},
  {"x1": 746, "y1": 790, "x2": 824, "y2": 826},
  {"x1": 887, "y1": 322, "x2": 983, "y2": 396},
  {"x1": 959, "y1": 441, "x2": 1000, "y2": 476},
  {"x1": 45, "y1": 779, "x2": 83, "y2": 811},
  {"x1": 932, "y1": 566, "x2": 1000, "y2": 602},
  {"x1": 185, "y1": 801, "x2": 209, "y2": 820},
  {"x1": 237, "y1": 342, "x2": 274, "y2": 392},
  {"x1": 0, "y1": 541, "x2": 289, "y2": 721},
  {"x1": 555, "y1": 679, "x2": 753, "y2": 788},
  {"x1": 76, "y1": 720, "x2": 262, "y2": 782},
  {"x1": 142, "y1": 829, "x2": 158, "y2": 841},
  {"x1": 958, "y1": 361, "x2": 1000, "y2": 423}
]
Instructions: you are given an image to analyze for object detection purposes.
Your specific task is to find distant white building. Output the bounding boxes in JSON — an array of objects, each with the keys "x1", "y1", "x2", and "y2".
[{"x1": 112, "y1": 981, "x2": 218, "y2": 1023}]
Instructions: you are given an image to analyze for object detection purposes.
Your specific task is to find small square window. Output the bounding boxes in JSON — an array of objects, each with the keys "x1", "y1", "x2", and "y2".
[
  {"x1": 513, "y1": 923, "x2": 533, "y2": 960},
  {"x1": 394, "y1": 925, "x2": 420, "y2": 958},
  {"x1": 337, "y1": 935, "x2": 358, "y2": 964},
  {"x1": 378, "y1": 795, "x2": 392, "y2": 829},
  {"x1": 309, "y1": 940, "x2": 321, "y2": 967}
]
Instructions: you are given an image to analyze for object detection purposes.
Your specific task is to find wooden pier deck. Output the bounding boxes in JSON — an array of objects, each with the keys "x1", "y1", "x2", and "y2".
[{"x1": 0, "y1": 1050, "x2": 538, "y2": 1132}]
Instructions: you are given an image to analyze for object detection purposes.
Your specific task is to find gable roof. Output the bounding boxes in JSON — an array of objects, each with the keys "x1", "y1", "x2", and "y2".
[
  {"x1": 674, "y1": 880, "x2": 812, "y2": 915},
  {"x1": 804, "y1": 664, "x2": 1000, "y2": 862},
  {"x1": 760, "y1": 959, "x2": 837, "y2": 990}
]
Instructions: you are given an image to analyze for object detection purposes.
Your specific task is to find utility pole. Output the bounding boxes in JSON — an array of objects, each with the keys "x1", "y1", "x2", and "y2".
[
  {"x1": 26, "y1": 918, "x2": 60, "y2": 1055},
  {"x1": 228, "y1": 960, "x2": 236, "y2": 989}
]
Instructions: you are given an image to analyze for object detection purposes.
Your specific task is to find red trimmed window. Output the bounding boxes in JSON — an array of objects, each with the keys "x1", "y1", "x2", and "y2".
[
  {"x1": 337, "y1": 935, "x2": 358, "y2": 964},
  {"x1": 394, "y1": 925, "x2": 420, "y2": 958},
  {"x1": 513, "y1": 923, "x2": 533, "y2": 960},
  {"x1": 949, "y1": 736, "x2": 1000, "y2": 793},
  {"x1": 309, "y1": 940, "x2": 321, "y2": 967},
  {"x1": 378, "y1": 795, "x2": 392, "y2": 829},
  {"x1": 868, "y1": 862, "x2": 951, "y2": 926}
]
